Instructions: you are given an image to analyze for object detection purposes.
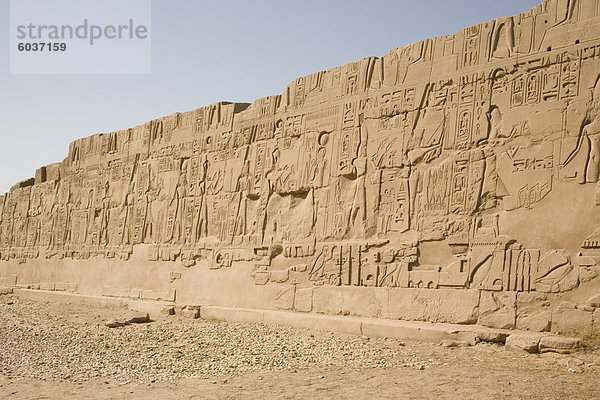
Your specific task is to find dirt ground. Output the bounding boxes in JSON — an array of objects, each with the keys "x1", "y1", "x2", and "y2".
[{"x1": 0, "y1": 295, "x2": 598, "y2": 400}]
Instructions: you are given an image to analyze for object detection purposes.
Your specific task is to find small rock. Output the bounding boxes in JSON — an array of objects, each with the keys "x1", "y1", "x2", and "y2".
[
  {"x1": 161, "y1": 306, "x2": 175, "y2": 316},
  {"x1": 476, "y1": 330, "x2": 509, "y2": 344},
  {"x1": 182, "y1": 307, "x2": 200, "y2": 319},
  {"x1": 567, "y1": 364, "x2": 584, "y2": 374},
  {"x1": 104, "y1": 319, "x2": 127, "y2": 328},
  {"x1": 576, "y1": 305, "x2": 595, "y2": 312},
  {"x1": 125, "y1": 311, "x2": 150, "y2": 324}
]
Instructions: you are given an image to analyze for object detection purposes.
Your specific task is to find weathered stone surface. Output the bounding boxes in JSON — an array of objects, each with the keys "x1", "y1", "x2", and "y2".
[
  {"x1": 558, "y1": 301, "x2": 576, "y2": 310},
  {"x1": 386, "y1": 288, "x2": 479, "y2": 324},
  {"x1": 516, "y1": 292, "x2": 551, "y2": 332},
  {"x1": 104, "y1": 319, "x2": 127, "y2": 328},
  {"x1": 505, "y1": 333, "x2": 541, "y2": 354},
  {"x1": 182, "y1": 307, "x2": 200, "y2": 319},
  {"x1": 313, "y1": 287, "x2": 344, "y2": 315},
  {"x1": 588, "y1": 294, "x2": 600, "y2": 308},
  {"x1": 551, "y1": 309, "x2": 594, "y2": 334},
  {"x1": 340, "y1": 287, "x2": 388, "y2": 318},
  {"x1": 516, "y1": 311, "x2": 552, "y2": 333},
  {"x1": 294, "y1": 288, "x2": 313, "y2": 313},
  {"x1": 125, "y1": 311, "x2": 150, "y2": 324},
  {"x1": 161, "y1": 306, "x2": 175, "y2": 316},
  {"x1": 539, "y1": 336, "x2": 581, "y2": 354},
  {"x1": 1, "y1": 0, "x2": 600, "y2": 331},
  {"x1": 39, "y1": 283, "x2": 55, "y2": 291},
  {"x1": 475, "y1": 329, "x2": 509, "y2": 344},
  {"x1": 440, "y1": 339, "x2": 472, "y2": 348},
  {"x1": 478, "y1": 292, "x2": 516, "y2": 329},
  {"x1": 0, "y1": 275, "x2": 17, "y2": 287},
  {"x1": 270, "y1": 270, "x2": 290, "y2": 284},
  {"x1": 274, "y1": 286, "x2": 295, "y2": 310}
]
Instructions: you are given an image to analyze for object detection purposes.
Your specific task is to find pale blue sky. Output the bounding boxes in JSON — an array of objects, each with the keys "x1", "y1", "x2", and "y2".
[{"x1": 0, "y1": 0, "x2": 542, "y2": 193}]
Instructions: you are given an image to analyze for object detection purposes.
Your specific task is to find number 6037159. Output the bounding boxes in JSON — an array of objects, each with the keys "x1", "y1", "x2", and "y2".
[{"x1": 17, "y1": 42, "x2": 67, "y2": 51}]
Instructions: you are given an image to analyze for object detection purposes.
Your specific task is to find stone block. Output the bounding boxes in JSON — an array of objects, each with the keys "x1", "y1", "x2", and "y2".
[
  {"x1": 340, "y1": 287, "x2": 388, "y2": 318},
  {"x1": 516, "y1": 311, "x2": 551, "y2": 332},
  {"x1": 126, "y1": 311, "x2": 150, "y2": 324},
  {"x1": 0, "y1": 275, "x2": 17, "y2": 287},
  {"x1": 161, "y1": 306, "x2": 175, "y2": 316},
  {"x1": 262, "y1": 311, "x2": 362, "y2": 336},
  {"x1": 294, "y1": 288, "x2": 313, "y2": 313},
  {"x1": 161, "y1": 288, "x2": 176, "y2": 302},
  {"x1": 15, "y1": 284, "x2": 31, "y2": 289},
  {"x1": 474, "y1": 329, "x2": 509, "y2": 344},
  {"x1": 274, "y1": 286, "x2": 295, "y2": 310},
  {"x1": 386, "y1": 288, "x2": 479, "y2": 324},
  {"x1": 39, "y1": 282, "x2": 55, "y2": 291},
  {"x1": 200, "y1": 306, "x2": 262, "y2": 324},
  {"x1": 361, "y1": 319, "x2": 477, "y2": 343},
  {"x1": 505, "y1": 333, "x2": 541, "y2": 354},
  {"x1": 182, "y1": 307, "x2": 200, "y2": 319},
  {"x1": 539, "y1": 336, "x2": 581, "y2": 354},
  {"x1": 54, "y1": 282, "x2": 70, "y2": 291},
  {"x1": 551, "y1": 309, "x2": 593, "y2": 334},
  {"x1": 478, "y1": 291, "x2": 516, "y2": 329},
  {"x1": 65, "y1": 283, "x2": 77, "y2": 293},
  {"x1": 516, "y1": 292, "x2": 551, "y2": 332},
  {"x1": 312, "y1": 286, "x2": 343, "y2": 315}
]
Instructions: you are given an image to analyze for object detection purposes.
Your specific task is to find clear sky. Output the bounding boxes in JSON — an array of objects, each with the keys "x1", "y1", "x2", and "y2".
[{"x1": 0, "y1": 0, "x2": 543, "y2": 194}]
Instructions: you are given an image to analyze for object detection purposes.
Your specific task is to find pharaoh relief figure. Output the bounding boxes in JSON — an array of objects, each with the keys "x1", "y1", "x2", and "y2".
[
  {"x1": 584, "y1": 77, "x2": 600, "y2": 183},
  {"x1": 98, "y1": 181, "x2": 111, "y2": 246},
  {"x1": 193, "y1": 155, "x2": 209, "y2": 242},
  {"x1": 169, "y1": 160, "x2": 189, "y2": 244},
  {"x1": 348, "y1": 120, "x2": 368, "y2": 237},
  {"x1": 121, "y1": 181, "x2": 135, "y2": 245}
]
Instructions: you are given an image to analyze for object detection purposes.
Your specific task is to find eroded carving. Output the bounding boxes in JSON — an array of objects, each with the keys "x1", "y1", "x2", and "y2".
[{"x1": 2, "y1": 0, "x2": 600, "y2": 305}]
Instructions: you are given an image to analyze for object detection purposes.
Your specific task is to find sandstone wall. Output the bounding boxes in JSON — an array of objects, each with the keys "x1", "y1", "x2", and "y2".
[{"x1": 2, "y1": 0, "x2": 600, "y2": 333}]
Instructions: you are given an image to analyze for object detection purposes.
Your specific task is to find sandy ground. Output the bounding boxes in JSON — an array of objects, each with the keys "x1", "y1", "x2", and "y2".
[{"x1": 0, "y1": 295, "x2": 598, "y2": 400}]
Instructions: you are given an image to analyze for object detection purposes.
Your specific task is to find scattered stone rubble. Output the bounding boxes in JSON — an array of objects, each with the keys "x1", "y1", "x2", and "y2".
[
  {"x1": 1, "y1": 292, "x2": 592, "y2": 387},
  {"x1": 0, "y1": 297, "x2": 435, "y2": 383}
]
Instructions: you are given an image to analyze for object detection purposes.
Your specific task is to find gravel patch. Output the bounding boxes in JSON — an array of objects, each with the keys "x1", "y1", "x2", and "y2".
[{"x1": 0, "y1": 296, "x2": 433, "y2": 383}]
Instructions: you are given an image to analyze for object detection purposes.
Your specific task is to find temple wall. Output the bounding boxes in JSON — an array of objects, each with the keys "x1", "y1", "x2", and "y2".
[{"x1": 2, "y1": 0, "x2": 600, "y2": 333}]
